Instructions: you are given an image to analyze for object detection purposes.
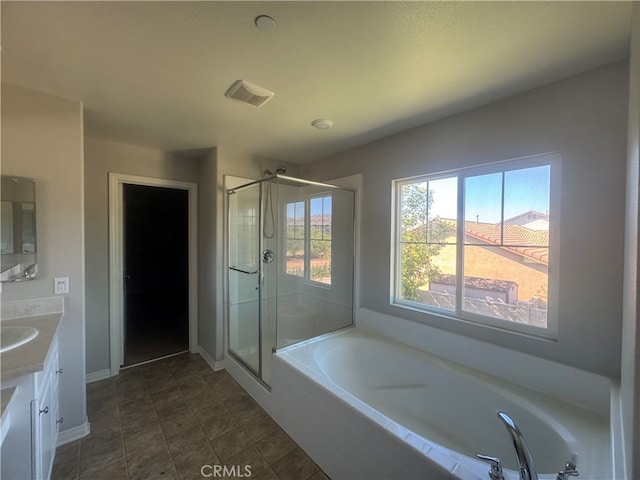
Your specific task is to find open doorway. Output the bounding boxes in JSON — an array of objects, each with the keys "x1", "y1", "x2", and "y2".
[
  {"x1": 123, "y1": 184, "x2": 189, "y2": 366},
  {"x1": 109, "y1": 173, "x2": 198, "y2": 374}
]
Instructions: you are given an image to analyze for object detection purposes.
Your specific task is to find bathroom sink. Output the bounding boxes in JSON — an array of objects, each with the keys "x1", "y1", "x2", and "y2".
[{"x1": 0, "y1": 326, "x2": 38, "y2": 353}]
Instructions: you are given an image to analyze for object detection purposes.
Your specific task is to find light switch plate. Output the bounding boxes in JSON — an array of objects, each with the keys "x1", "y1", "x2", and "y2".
[{"x1": 54, "y1": 277, "x2": 69, "y2": 295}]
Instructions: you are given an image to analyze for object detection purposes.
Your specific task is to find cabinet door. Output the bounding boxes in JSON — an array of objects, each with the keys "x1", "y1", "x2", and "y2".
[
  {"x1": 52, "y1": 365, "x2": 61, "y2": 444},
  {"x1": 31, "y1": 370, "x2": 54, "y2": 480}
]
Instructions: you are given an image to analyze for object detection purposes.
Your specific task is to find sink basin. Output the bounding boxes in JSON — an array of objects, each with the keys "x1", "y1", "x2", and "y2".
[{"x1": 1, "y1": 326, "x2": 38, "y2": 353}]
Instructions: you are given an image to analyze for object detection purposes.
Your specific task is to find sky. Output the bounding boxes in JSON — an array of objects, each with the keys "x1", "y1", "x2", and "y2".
[
  {"x1": 287, "y1": 164, "x2": 551, "y2": 223},
  {"x1": 286, "y1": 195, "x2": 332, "y2": 218},
  {"x1": 428, "y1": 165, "x2": 550, "y2": 223}
]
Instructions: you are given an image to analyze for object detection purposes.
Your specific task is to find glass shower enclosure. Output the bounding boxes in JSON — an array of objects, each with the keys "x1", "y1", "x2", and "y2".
[{"x1": 227, "y1": 174, "x2": 355, "y2": 386}]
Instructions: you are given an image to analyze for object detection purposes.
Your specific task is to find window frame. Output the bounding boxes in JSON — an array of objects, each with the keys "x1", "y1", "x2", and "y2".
[
  {"x1": 391, "y1": 153, "x2": 560, "y2": 338},
  {"x1": 284, "y1": 193, "x2": 333, "y2": 287}
]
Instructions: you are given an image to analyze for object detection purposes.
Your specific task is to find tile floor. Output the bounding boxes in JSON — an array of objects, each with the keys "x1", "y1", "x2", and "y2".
[{"x1": 52, "y1": 353, "x2": 330, "y2": 480}]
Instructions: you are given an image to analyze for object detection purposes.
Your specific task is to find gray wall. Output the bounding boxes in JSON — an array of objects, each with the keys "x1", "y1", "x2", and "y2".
[
  {"x1": 303, "y1": 61, "x2": 629, "y2": 378},
  {"x1": 621, "y1": 3, "x2": 640, "y2": 477},
  {"x1": 196, "y1": 148, "x2": 218, "y2": 362},
  {"x1": 84, "y1": 137, "x2": 200, "y2": 374},
  {"x1": 1, "y1": 83, "x2": 87, "y2": 432}
]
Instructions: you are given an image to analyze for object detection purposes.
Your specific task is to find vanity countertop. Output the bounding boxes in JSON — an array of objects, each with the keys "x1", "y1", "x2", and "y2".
[{"x1": 1, "y1": 313, "x2": 62, "y2": 381}]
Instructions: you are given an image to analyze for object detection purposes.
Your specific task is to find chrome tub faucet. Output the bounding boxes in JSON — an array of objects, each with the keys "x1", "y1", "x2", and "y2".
[
  {"x1": 478, "y1": 412, "x2": 579, "y2": 480},
  {"x1": 497, "y1": 411, "x2": 538, "y2": 480}
]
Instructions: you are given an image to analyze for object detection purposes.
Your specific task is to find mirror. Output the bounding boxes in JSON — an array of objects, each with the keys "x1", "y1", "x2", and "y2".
[{"x1": 1, "y1": 176, "x2": 37, "y2": 282}]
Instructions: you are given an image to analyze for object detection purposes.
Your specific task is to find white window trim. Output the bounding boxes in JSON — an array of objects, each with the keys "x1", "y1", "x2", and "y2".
[
  {"x1": 391, "y1": 153, "x2": 560, "y2": 339},
  {"x1": 284, "y1": 193, "x2": 333, "y2": 287}
]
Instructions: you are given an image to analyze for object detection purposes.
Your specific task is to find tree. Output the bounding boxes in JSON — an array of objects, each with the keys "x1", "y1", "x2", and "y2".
[
  {"x1": 310, "y1": 227, "x2": 331, "y2": 259},
  {"x1": 286, "y1": 225, "x2": 304, "y2": 257},
  {"x1": 399, "y1": 183, "x2": 448, "y2": 301}
]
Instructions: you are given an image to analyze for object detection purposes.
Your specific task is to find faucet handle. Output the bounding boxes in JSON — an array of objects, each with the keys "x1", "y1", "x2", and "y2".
[
  {"x1": 556, "y1": 469, "x2": 579, "y2": 480},
  {"x1": 556, "y1": 467, "x2": 580, "y2": 480},
  {"x1": 477, "y1": 454, "x2": 504, "y2": 480},
  {"x1": 556, "y1": 453, "x2": 579, "y2": 480}
]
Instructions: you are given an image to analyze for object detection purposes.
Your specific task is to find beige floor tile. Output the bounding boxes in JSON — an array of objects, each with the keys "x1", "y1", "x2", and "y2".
[
  {"x1": 199, "y1": 410, "x2": 238, "y2": 441},
  {"x1": 210, "y1": 426, "x2": 253, "y2": 461},
  {"x1": 134, "y1": 461, "x2": 177, "y2": 480},
  {"x1": 118, "y1": 382, "x2": 151, "y2": 404},
  {"x1": 176, "y1": 374, "x2": 210, "y2": 399},
  {"x1": 79, "y1": 424, "x2": 125, "y2": 471},
  {"x1": 86, "y1": 378, "x2": 118, "y2": 404},
  {"x1": 79, "y1": 457, "x2": 127, "y2": 480},
  {"x1": 126, "y1": 441, "x2": 171, "y2": 480},
  {"x1": 146, "y1": 375, "x2": 179, "y2": 395},
  {"x1": 253, "y1": 428, "x2": 297, "y2": 465},
  {"x1": 238, "y1": 411, "x2": 278, "y2": 442},
  {"x1": 224, "y1": 445, "x2": 274, "y2": 479},
  {"x1": 53, "y1": 352, "x2": 330, "y2": 480},
  {"x1": 159, "y1": 409, "x2": 200, "y2": 438},
  {"x1": 151, "y1": 385, "x2": 184, "y2": 408},
  {"x1": 165, "y1": 424, "x2": 208, "y2": 459},
  {"x1": 121, "y1": 409, "x2": 159, "y2": 431},
  {"x1": 123, "y1": 420, "x2": 165, "y2": 455},
  {"x1": 223, "y1": 394, "x2": 263, "y2": 423},
  {"x1": 172, "y1": 443, "x2": 220, "y2": 480},
  {"x1": 51, "y1": 451, "x2": 80, "y2": 480},
  {"x1": 270, "y1": 448, "x2": 318, "y2": 480},
  {"x1": 119, "y1": 397, "x2": 153, "y2": 418},
  {"x1": 307, "y1": 470, "x2": 331, "y2": 480},
  {"x1": 188, "y1": 395, "x2": 227, "y2": 422}
]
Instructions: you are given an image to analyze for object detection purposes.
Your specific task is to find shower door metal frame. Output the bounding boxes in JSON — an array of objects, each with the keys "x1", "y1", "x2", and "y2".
[{"x1": 226, "y1": 181, "x2": 264, "y2": 382}]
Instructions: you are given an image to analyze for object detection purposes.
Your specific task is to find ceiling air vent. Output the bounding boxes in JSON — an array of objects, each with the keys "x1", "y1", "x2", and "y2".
[{"x1": 225, "y1": 80, "x2": 274, "y2": 108}]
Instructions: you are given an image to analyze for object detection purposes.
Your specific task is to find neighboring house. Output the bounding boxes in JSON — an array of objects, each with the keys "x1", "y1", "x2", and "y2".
[
  {"x1": 432, "y1": 216, "x2": 549, "y2": 303},
  {"x1": 504, "y1": 210, "x2": 549, "y2": 228},
  {"x1": 430, "y1": 273, "x2": 519, "y2": 304}
]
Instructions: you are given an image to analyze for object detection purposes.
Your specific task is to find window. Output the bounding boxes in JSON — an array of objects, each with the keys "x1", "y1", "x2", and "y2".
[
  {"x1": 393, "y1": 155, "x2": 555, "y2": 335},
  {"x1": 285, "y1": 195, "x2": 332, "y2": 285}
]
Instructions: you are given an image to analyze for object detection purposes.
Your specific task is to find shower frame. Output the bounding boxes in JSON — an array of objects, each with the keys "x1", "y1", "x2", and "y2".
[{"x1": 226, "y1": 173, "x2": 356, "y2": 386}]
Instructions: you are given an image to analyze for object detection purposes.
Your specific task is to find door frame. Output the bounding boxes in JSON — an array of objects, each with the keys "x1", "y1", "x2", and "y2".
[{"x1": 108, "y1": 173, "x2": 198, "y2": 375}]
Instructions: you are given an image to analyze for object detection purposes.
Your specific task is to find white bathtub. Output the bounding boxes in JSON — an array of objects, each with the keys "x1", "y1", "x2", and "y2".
[{"x1": 272, "y1": 328, "x2": 610, "y2": 480}]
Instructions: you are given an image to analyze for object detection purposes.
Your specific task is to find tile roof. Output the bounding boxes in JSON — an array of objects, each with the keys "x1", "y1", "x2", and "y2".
[{"x1": 437, "y1": 219, "x2": 549, "y2": 265}]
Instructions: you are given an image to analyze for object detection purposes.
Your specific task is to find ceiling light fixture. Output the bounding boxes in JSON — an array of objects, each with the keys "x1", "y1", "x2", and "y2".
[
  {"x1": 255, "y1": 15, "x2": 276, "y2": 32},
  {"x1": 311, "y1": 119, "x2": 334, "y2": 130}
]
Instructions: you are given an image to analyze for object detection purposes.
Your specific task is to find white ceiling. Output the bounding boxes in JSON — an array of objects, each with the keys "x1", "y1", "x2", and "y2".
[{"x1": 1, "y1": 1, "x2": 632, "y2": 163}]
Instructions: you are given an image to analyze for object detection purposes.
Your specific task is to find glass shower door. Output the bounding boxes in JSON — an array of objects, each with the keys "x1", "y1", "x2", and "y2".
[{"x1": 228, "y1": 183, "x2": 261, "y2": 374}]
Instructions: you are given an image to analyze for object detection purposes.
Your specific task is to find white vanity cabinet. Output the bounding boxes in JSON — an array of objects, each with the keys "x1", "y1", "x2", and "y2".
[
  {"x1": 31, "y1": 336, "x2": 60, "y2": 480},
  {"x1": 0, "y1": 312, "x2": 62, "y2": 480}
]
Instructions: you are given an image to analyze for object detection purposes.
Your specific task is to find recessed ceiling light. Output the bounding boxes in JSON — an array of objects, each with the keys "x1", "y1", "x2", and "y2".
[
  {"x1": 255, "y1": 15, "x2": 276, "y2": 32},
  {"x1": 311, "y1": 119, "x2": 334, "y2": 130}
]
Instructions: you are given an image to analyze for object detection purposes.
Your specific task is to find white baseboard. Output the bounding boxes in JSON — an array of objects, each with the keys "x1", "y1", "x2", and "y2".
[
  {"x1": 86, "y1": 368, "x2": 112, "y2": 384},
  {"x1": 57, "y1": 420, "x2": 90, "y2": 446},
  {"x1": 198, "y1": 346, "x2": 225, "y2": 371}
]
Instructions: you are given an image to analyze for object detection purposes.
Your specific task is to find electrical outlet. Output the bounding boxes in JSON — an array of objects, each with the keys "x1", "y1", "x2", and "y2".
[{"x1": 54, "y1": 277, "x2": 69, "y2": 295}]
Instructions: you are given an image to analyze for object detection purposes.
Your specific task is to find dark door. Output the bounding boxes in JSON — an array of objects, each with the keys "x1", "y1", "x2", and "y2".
[{"x1": 123, "y1": 184, "x2": 189, "y2": 366}]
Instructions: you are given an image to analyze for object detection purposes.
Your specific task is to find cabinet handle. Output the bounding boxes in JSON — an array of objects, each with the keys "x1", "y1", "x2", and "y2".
[
  {"x1": 56, "y1": 368, "x2": 63, "y2": 374},
  {"x1": 39, "y1": 406, "x2": 49, "y2": 415},
  {"x1": 56, "y1": 418, "x2": 64, "y2": 425}
]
